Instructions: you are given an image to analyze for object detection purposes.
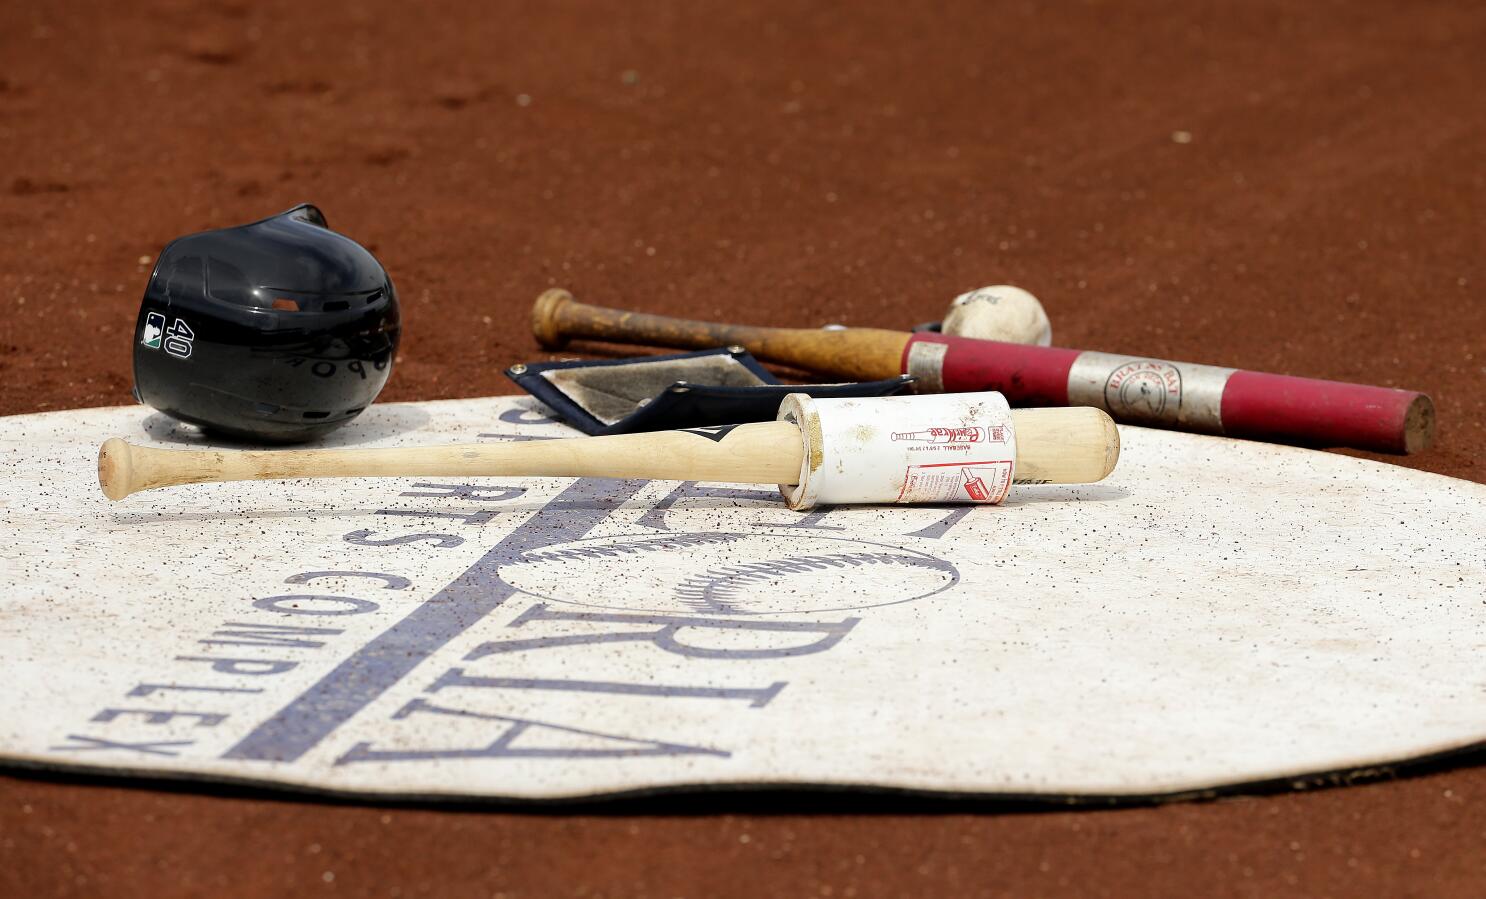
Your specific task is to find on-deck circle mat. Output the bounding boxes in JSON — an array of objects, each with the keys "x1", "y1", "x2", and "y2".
[{"x1": 2, "y1": 397, "x2": 1481, "y2": 801}]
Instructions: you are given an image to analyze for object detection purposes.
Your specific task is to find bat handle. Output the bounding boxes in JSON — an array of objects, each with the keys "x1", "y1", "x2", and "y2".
[
  {"x1": 530, "y1": 288, "x2": 911, "y2": 381},
  {"x1": 101, "y1": 438, "x2": 305, "y2": 501},
  {"x1": 532, "y1": 287, "x2": 762, "y2": 352},
  {"x1": 97, "y1": 424, "x2": 809, "y2": 501}
]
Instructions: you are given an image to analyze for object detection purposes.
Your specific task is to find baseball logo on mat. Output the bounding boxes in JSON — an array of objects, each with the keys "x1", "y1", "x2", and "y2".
[{"x1": 498, "y1": 532, "x2": 959, "y2": 616}]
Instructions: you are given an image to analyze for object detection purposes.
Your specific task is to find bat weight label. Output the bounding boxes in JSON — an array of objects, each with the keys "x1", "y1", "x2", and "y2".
[
  {"x1": 896, "y1": 459, "x2": 1013, "y2": 504},
  {"x1": 779, "y1": 391, "x2": 1016, "y2": 509}
]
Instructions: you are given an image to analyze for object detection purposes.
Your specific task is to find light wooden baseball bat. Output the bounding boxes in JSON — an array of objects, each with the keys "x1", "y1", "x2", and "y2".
[
  {"x1": 531, "y1": 288, "x2": 1435, "y2": 454},
  {"x1": 97, "y1": 407, "x2": 1117, "y2": 501}
]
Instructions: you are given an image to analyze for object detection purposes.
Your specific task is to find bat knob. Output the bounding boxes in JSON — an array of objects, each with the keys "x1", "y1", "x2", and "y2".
[
  {"x1": 532, "y1": 288, "x2": 575, "y2": 350},
  {"x1": 98, "y1": 438, "x2": 137, "y2": 501}
]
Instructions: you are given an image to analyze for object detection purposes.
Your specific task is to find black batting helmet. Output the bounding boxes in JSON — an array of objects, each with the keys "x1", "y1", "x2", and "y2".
[{"x1": 131, "y1": 204, "x2": 401, "y2": 442}]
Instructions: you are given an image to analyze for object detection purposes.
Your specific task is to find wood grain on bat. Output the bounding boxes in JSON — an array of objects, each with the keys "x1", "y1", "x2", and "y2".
[
  {"x1": 533, "y1": 288, "x2": 908, "y2": 382},
  {"x1": 98, "y1": 409, "x2": 1117, "y2": 501}
]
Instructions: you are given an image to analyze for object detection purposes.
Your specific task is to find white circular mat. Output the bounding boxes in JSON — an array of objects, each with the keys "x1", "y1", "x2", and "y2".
[{"x1": 1, "y1": 398, "x2": 1481, "y2": 801}]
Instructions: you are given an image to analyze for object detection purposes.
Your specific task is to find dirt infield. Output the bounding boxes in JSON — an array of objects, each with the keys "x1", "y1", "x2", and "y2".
[{"x1": 2, "y1": 0, "x2": 1483, "y2": 896}]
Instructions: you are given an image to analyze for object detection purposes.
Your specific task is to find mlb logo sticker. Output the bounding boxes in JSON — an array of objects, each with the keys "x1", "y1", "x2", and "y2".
[{"x1": 141, "y1": 312, "x2": 164, "y2": 349}]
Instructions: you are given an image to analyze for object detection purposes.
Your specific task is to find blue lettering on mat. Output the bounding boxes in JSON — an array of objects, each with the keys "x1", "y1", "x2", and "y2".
[
  {"x1": 334, "y1": 697, "x2": 730, "y2": 765},
  {"x1": 222, "y1": 477, "x2": 646, "y2": 763},
  {"x1": 427, "y1": 669, "x2": 787, "y2": 708},
  {"x1": 50, "y1": 735, "x2": 195, "y2": 756}
]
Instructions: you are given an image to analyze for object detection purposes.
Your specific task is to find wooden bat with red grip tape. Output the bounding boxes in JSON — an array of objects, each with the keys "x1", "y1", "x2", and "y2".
[{"x1": 532, "y1": 289, "x2": 1435, "y2": 454}]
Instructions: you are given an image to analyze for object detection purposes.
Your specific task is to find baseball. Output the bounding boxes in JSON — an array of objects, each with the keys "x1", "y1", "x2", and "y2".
[{"x1": 942, "y1": 285, "x2": 1053, "y2": 346}]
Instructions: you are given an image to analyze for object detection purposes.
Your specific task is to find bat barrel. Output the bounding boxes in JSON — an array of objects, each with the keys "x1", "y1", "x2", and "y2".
[
  {"x1": 1218, "y1": 370, "x2": 1434, "y2": 455},
  {"x1": 910, "y1": 334, "x2": 1435, "y2": 455},
  {"x1": 1009, "y1": 406, "x2": 1121, "y2": 485}
]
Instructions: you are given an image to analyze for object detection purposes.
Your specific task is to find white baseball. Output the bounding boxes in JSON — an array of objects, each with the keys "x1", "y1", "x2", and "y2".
[{"x1": 942, "y1": 285, "x2": 1053, "y2": 346}]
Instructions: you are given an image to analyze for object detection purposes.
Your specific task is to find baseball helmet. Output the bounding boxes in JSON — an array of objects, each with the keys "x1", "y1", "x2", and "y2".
[{"x1": 132, "y1": 204, "x2": 401, "y2": 442}]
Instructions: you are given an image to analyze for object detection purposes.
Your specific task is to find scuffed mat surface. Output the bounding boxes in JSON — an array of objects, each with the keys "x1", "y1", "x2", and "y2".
[{"x1": 1, "y1": 397, "x2": 1482, "y2": 801}]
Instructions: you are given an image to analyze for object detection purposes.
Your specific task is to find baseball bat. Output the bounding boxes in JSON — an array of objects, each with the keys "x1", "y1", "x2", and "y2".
[
  {"x1": 532, "y1": 289, "x2": 1435, "y2": 454},
  {"x1": 98, "y1": 406, "x2": 1118, "y2": 502}
]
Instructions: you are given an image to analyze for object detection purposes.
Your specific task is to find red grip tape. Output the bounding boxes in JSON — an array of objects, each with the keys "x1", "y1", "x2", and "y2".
[{"x1": 906, "y1": 334, "x2": 1078, "y2": 406}]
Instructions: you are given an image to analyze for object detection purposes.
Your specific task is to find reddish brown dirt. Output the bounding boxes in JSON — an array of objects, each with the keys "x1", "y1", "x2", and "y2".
[{"x1": 2, "y1": 0, "x2": 1484, "y2": 896}]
